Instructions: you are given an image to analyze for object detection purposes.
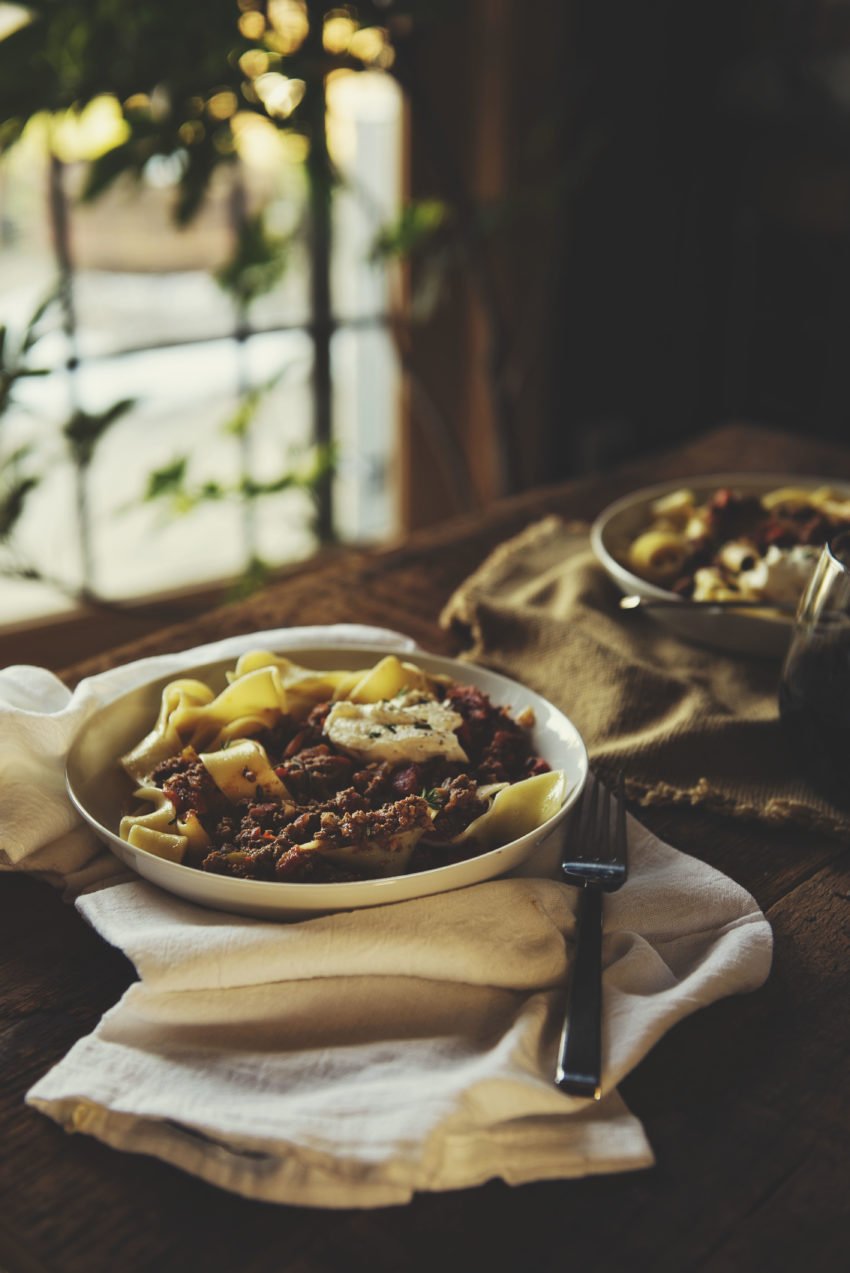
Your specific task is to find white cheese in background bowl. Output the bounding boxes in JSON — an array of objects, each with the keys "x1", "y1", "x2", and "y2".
[{"x1": 736, "y1": 544, "x2": 822, "y2": 606}]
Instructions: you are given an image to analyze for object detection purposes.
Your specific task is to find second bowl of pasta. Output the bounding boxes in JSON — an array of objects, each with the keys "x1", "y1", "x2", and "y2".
[{"x1": 591, "y1": 473, "x2": 850, "y2": 656}]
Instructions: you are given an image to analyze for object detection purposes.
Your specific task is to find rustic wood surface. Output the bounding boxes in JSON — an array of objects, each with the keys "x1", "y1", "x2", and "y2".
[{"x1": 2, "y1": 423, "x2": 849, "y2": 1273}]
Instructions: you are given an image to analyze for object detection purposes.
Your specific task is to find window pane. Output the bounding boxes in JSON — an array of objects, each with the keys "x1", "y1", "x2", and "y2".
[
  {"x1": 0, "y1": 69, "x2": 403, "y2": 629},
  {"x1": 328, "y1": 69, "x2": 403, "y2": 323}
]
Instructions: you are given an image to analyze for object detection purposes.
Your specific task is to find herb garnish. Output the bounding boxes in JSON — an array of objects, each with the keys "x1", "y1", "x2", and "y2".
[{"x1": 421, "y1": 787, "x2": 445, "y2": 810}]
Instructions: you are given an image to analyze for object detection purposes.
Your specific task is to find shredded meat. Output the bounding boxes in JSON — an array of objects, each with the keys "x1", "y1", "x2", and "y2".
[
  {"x1": 161, "y1": 761, "x2": 226, "y2": 819},
  {"x1": 312, "y1": 795, "x2": 432, "y2": 851},
  {"x1": 201, "y1": 843, "x2": 277, "y2": 880},
  {"x1": 429, "y1": 775, "x2": 486, "y2": 841},
  {"x1": 274, "y1": 846, "x2": 363, "y2": 883},
  {"x1": 706, "y1": 490, "x2": 763, "y2": 542},
  {"x1": 276, "y1": 744, "x2": 355, "y2": 801}
]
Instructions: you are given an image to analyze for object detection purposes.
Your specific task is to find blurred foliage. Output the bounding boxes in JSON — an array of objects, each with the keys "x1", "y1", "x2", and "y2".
[
  {"x1": 0, "y1": 1, "x2": 442, "y2": 218},
  {"x1": 0, "y1": 468, "x2": 38, "y2": 539},
  {"x1": 371, "y1": 198, "x2": 451, "y2": 259},
  {"x1": 228, "y1": 552, "x2": 274, "y2": 599},
  {"x1": 371, "y1": 196, "x2": 464, "y2": 319},
  {"x1": 63, "y1": 398, "x2": 135, "y2": 468},
  {"x1": 216, "y1": 212, "x2": 292, "y2": 310},
  {"x1": 0, "y1": 298, "x2": 51, "y2": 543},
  {"x1": 0, "y1": 299, "x2": 50, "y2": 418},
  {"x1": 143, "y1": 438, "x2": 336, "y2": 521},
  {"x1": 0, "y1": 0, "x2": 470, "y2": 606}
]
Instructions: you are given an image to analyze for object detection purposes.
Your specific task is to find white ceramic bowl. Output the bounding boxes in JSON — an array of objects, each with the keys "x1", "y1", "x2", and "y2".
[
  {"x1": 66, "y1": 644, "x2": 588, "y2": 920},
  {"x1": 591, "y1": 472, "x2": 850, "y2": 657}
]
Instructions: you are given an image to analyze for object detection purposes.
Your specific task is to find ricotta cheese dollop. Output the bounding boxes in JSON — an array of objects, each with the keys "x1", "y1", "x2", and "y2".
[
  {"x1": 738, "y1": 544, "x2": 821, "y2": 605},
  {"x1": 323, "y1": 694, "x2": 469, "y2": 764}
]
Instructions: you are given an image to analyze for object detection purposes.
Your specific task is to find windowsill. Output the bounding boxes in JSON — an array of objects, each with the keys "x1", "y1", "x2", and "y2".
[{"x1": 0, "y1": 549, "x2": 349, "y2": 673}]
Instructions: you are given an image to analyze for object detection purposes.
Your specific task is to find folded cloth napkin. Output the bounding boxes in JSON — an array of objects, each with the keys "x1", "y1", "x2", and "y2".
[
  {"x1": 3, "y1": 624, "x2": 772, "y2": 1207},
  {"x1": 441, "y1": 516, "x2": 850, "y2": 838}
]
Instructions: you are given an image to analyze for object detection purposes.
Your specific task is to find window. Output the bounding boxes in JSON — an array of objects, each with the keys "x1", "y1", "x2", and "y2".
[{"x1": 0, "y1": 3, "x2": 403, "y2": 628}]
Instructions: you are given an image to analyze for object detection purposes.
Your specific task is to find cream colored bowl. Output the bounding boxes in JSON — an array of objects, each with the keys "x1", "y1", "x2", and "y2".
[
  {"x1": 591, "y1": 473, "x2": 850, "y2": 657},
  {"x1": 66, "y1": 645, "x2": 588, "y2": 920}
]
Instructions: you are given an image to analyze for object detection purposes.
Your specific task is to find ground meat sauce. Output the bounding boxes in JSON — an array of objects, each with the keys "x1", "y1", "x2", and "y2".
[{"x1": 139, "y1": 683, "x2": 550, "y2": 883}]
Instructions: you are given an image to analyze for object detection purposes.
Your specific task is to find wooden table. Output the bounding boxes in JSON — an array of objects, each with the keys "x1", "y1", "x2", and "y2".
[{"x1": 2, "y1": 424, "x2": 848, "y2": 1273}]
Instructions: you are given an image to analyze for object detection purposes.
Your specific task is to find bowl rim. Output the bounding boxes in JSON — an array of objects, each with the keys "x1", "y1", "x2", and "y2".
[{"x1": 65, "y1": 642, "x2": 588, "y2": 902}]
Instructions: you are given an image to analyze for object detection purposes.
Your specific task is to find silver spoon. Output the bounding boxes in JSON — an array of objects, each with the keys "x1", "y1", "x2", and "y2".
[{"x1": 619, "y1": 594, "x2": 799, "y2": 616}]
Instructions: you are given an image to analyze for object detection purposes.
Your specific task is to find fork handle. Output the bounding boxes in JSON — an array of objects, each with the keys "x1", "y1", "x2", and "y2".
[{"x1": 555, "y1": 884, "x2": 603, "y2": 1100}]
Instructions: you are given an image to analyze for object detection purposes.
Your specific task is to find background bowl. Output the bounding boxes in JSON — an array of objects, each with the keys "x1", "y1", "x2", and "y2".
[
  {"x1": 66, "y1": 644, "x2": 588, "y2": 920},
  {"x1": 591, "y1": 472, "x2": 850, "y2": 657}
]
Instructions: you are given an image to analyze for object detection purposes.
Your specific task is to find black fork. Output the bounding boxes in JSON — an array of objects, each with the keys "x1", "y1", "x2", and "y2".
[{"x1": 554, "y1": 772, "x2": 628, "y2": 1100}]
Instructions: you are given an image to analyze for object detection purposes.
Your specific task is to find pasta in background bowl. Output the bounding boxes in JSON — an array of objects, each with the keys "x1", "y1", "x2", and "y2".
[
  {"x1": 592, "y1": 474, "x2": 850, "y2": 657},
  {"x1": 66, "y1": 645, "x2": 588, "y2": 920}
]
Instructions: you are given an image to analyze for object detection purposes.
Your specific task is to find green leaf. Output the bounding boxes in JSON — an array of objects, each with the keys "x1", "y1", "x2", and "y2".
[
  {"x1": 175, "y1": 142, "x2": 219, "y2": 225},
  {"x1": 421, "y1": 786, "x2": 446, "y2": 811},
  {"x1": 81, "y1": 139, "x2": 146, "y2": 203},
  {"x1": 4, "y1": 443, "x2": 33, "y2": 467},
  {"x1": 240, "y1": 473, "x2": 298, "y2": 499},
  {"x1": 0, "y1": 476, "x2": 39, "y2": 539},
  {"x1": 222, "y1": 386, "x2": 265, "y2": 439},
  {"x1": 215, "y1": 213, "x2": 291, "y2": 308},
  {"x1": 299, "y1": 440, "x2": 337, "y2": 486},
  {"x1": 0, "y1": 298, "x2": 51, "y2": 415},
  {"x1": 64, "y1": 398, "x2": 135, "y2": 466},
  {"x1": 19, "y1": 283, "x2": 56, "y2": 353},
  {"x1": 371, "y1": 200, "x2": 451, "y2": 263},
  {"x1": 228, "y1": 553, "x2": 272, "y2": 600},
  {"x1": 144, "y1": 457, "x2": 189, "y2": 502}
]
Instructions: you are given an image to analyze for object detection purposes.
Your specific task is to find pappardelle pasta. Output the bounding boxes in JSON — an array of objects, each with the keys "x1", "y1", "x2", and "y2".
[
  {"x1": 623, "y1": 485, "x2": 850, "y2": 604},
  {"x1": 119, "y1": 652, "x2": 567, "y2": 883}
]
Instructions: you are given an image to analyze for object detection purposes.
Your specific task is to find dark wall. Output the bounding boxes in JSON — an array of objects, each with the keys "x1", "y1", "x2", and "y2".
[{"x1": 544, "y1": 0, "x2": 850, "y2": 477}]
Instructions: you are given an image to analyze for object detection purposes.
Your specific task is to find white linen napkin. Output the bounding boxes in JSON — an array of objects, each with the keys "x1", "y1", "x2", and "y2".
[{"x1": 2, "y1": 625, "x2": 773, "y2": 1207}]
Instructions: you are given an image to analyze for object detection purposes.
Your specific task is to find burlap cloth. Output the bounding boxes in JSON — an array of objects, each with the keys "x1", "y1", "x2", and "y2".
[{"x1": 441, "y1": 516, "x2": 850, "y2": 838}]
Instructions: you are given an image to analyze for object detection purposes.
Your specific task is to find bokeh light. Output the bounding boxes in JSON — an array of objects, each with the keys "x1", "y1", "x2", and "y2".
[
  {"x1": 207, "y1": 90, "x2": 239, "y2": 120},
  {"x1": 254, "y1": 72, "x2": 306, "y2": 120},
  {"x1": 0, "y1": 3, "x2": 31, "y2": 42},
  {"x1": 323, "y1": 10, "x2": 357, "y2": 54},
  {"x1": 267, "y1": 0, "x2": 309, "y2": 54},
  {"x1": 349, "y1": 26, "x2": 392, "y2": 66},
  {"x1": 231, "y1": 110, "x2": 286, "y2": 169},
  {"x1": 239, "y1": 48, "x2": 269, "y2": 78},
  {"x1": 238, "y1": 9, "x2": 266, "y2": 40},
  {"x1": 49, "y1": 95, "x2": 130, "y2": 162}
]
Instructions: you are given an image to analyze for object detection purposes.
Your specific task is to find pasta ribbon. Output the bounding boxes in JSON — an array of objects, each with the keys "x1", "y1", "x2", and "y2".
[
  {"x1": 627, "y1": 530, "x2": 689, "y2": 584},
  {"x1": 761, "y1": 486, "x2": 823, "y2": 512},
  {"x1": 229, "y1": 650, "x2": 357, "y2": 704},
  {"x1": 648, "y1": 488, "x2": 696, "y2": 530},
  {"x1": 445, "y1": 770, "x2": 568, "y2": 850},
  {"x1": 122, "y1": 679, "x2": 215, "y2": 781},
  {"x1": 198, "y1": 738, "x2": 293, "y2": 804},
  {"x1": 119, "y1": 785, "x2": 188, "y2": 863},
  {"x1": 346, "y1": 655, "x2": 435, "y2": 704}
]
